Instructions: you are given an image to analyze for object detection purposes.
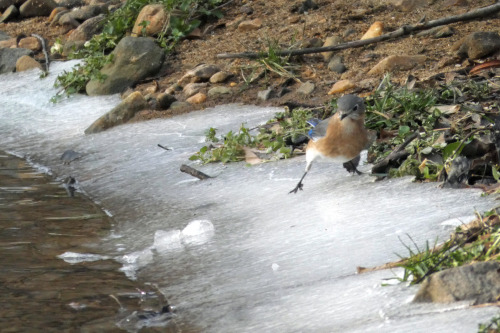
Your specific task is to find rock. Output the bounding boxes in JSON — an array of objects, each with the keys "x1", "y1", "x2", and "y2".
[
  {"x1": 15, "y1": 55, "x2": 42, "y2": 72},
  {"x1": 19, "y1": 0, "x2": 57, "y2": 18},
  {"x1": 66, "y1": 14, "x2": 105, "y2": 42},
  {"x1": 413, "y1": 261, "x2": 500, "y2": 304},
  {"x1": 442, "y1": 156, "x2": 470, "y2": 188},
  {"x1": 18, "y1": 36, "x2": 41, "y2": 51},
  {"x1": 367, "y1": 55, "x2": 427, "y2": 75},
  {"x1": 49, "y1": 8, "x2": 69, "y2": 26},
  {"x1": 186, "y1": 92, "x2": 206, "y2": 104},
  {"x1": 295, "y1": 0, "x2": 318, "y2": 14},
  {"x1": 62, "y1": 40, "x2": 85, "y2": 56},
  {"x1": 0, "y1": 37, "x2": 16, "y2": 48},
  {"x1": 0, "y1": 31, "x2": 10, "y2": 41},
  {"x1": 207, "y1": 86, "x2": 232, "y2": 97},
  {"x1": 84, "y1": 91, "x2": 148, "y2": 134},
  {"x1": 0, "y1": 4, "x2": 18, "y2": 23},
  {"x1": 157, "y1": 93, "x2": 176, "y2": 109},
  {"x1": 238, "y1": 18, "x2": 262, "y2": 31},
  {"x1": 67, "y1": 5, "x2": 105, "y2": 22},
  {"x1": 86, "y1": 36, "x2": 165, "y2": 95},
  {"x1": 328, "y1": 79, "x2": 356, "y2": 95},
  {"x1": 0, "y1": 48, "x2": 32, "y2": 74},
  {"x1": 178, "y1": 64, "x2": 220, "y2": 85},
  {"x1": 328, "y1": 55, "x2": 346, "y2": 73},
  {"x1": 48, "y1": 7, "x2": 67, "y2": 23},
  {"x1": 164, "y1": 83, "x2": 181, "y2": 95},
  {"x1": 209, "y1": 71, "x2": 231, "y2": 83},
  {"x1": 0, "y1": 0, "x2": 23, "y2": 11},
  {"x1": 301, "y1": 37, "x2": 322, "y2": 49},
  {"x1": 361, "y1": 21, "x2": 383, "y2": 40},
  {"x1": 58, "y1": 13, "x2": 79, "y2": 27},
  {"x1": 257, "y1": 88, "x2": 273, "y2": 101},
  {"x1": 296, "y1": 81, "x2": 315, "y2": 96},
  {"x1": 321, "y1": 35, "x2": 343, "y2": 62},
  {"x1": 457, "y1": 32, "x2": 500, "y2": 60},
  {"x1": 55, "y1": 0, "x2": 82, "y2": 8},
  {"x1": 169, "y1": 101, "x2": 190, "y2": 110},
  {"x1": 131, "y1": 4, "x2": 166, "y2": 37},
  {"x1": 183, "y1": 82, "x2": 207, "y2": 97}
]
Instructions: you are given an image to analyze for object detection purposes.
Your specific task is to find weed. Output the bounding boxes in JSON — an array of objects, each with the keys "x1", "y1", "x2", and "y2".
[
  {"x1": 257, "y1": 39, "x2": 299, "y2": 81},
  {"x1": 479, "y1": 314, "x2": 500, "y2": 333}
]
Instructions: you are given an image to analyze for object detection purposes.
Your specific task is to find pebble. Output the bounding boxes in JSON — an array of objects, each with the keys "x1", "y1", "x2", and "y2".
[
  {"x1": 296, "y1": 81, "x2": 315, "y2": 96},
  {"x1": 322, "y1": 35, "x2": 343, "y2": 62},
  {"x1": 186, "y1": 92, "x2": 206, "y2": 104},
  {"x1": 367, "y1": 55, "x2": 427, "y2": 75},
  {"x1": 360, "y1": 21, "x2": 383, "y2": 40},
  {"x1": 207, "y1": 86, "x2": 232, "y2": 97},
  {"x1": 328, "y1": 80, "x2": 356, "y2": 95},
  {"x1": 238, "y1": 18, "x2": 262, "y2": 31}
]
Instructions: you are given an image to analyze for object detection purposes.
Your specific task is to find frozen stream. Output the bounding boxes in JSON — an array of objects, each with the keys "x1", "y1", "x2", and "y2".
[{"x1": 1, "y1": 61, "x2": 498, "y2": 332}]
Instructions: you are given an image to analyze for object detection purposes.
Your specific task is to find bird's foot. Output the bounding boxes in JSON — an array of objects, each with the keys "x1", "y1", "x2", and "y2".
[{"x1": 289, "y1": 182, "x2": 303, "y2": 194}]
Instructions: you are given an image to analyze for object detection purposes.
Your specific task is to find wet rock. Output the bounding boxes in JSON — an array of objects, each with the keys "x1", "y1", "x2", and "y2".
[
  {"x1": 322, "y1": 35, "x2": 343, "y2": 62},
  {"x1": 15, "y1": 55, "x2": 42, "y2": 72},
  {"x1": 183, "y1": 82, "x2": 207, "y2": 98},
  {"x1": 66, "y1": 14, "x2": 105, "y2": 42},
  {"x1": 457, "y1": 32, "x2": 500, "y2": 60},
  {"x1": 0, "y1": 0, "x2": 23, "y2": 11},
  {"x1": 0, "y1": 48, "x2": 32, "y2": 74},
  {"x1": 258, "y1": 88, "x2": 273, "y2": 101},
  {"x1": 361, "y1": 21, "x2": 383, "y2": 40},
  {"x1": 178, "y1": 64, "x2": 221, "y2": 85},
  {"x1": 414, "y1": 261, "x2": 500, "y2": 304},
  {"x1": 186, "y1": 92, "x2": 206, "y2": 104},
  {"x1": 0, "y1": 5, "x2": 18, "y2": 23},
  {"x1": 368, "y1": 55, "x2": 426, "y2": 75},
  {"x1": 296, "y1": 81, "x2": 315, "y2": 96},
  {"x1": 328, "y1": 79, "x2": 356, "y2": 95},
  {"x1": 18, "y1": 36, "x2": 41, "y2": 51},
  {"x1": 86, "y1": 37, "x2": 165, "y2": 96},
  {"x1": 208, "y1": 86, "x2": 232, "y2": 97},
  {"x1": 238, "y1": 18, "x2": 262, "y2": 31},
  {"x1": 19, "y1": 0, "x2": 57, "y2": 18},
  {"x1": 60, "y1": 149, "x2": 82, "y2": 164},
  {"x1": 84, "y1": 91, "x2": 148, "y2": 134},
  {"x1": 131, "y1": 4, "x2": 166, "y2": 37},
  {"x1": 209, "y1": 71, "x2": 231, "y2": 84},
  {"x1": 442, "y1": 156, "x2": 470, "y2": 188},
  {"x1": 328, "y1": 55, "x2": 346, "y2": 73},
  {"x1": 157, "y1": 93, "x2": 176, "y2": 109}
]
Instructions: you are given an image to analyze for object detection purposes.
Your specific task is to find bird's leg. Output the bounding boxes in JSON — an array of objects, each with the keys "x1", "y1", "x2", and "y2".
[
  {"x1": 343, "y1": 155, "x2": 362, "y2": 175},
  {"x1": 289, "y1": 171, "x2": 308, "y2": 194}
]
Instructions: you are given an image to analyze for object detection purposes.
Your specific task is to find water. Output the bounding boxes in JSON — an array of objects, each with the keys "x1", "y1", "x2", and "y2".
[{"x1": 1, "y1": 61, "x2": 498, "y2": 332}]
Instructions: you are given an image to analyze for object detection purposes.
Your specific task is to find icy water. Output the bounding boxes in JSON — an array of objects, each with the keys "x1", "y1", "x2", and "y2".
[{"x1": 1, "y1": 61, "x2": 499, "y2": 332}]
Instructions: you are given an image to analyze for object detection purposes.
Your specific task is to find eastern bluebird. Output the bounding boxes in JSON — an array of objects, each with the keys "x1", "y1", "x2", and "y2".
[{"x1": 289, "y1": 94, "x2": 369, "y2": 194}]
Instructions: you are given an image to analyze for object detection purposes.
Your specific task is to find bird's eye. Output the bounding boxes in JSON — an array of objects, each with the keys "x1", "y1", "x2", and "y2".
[{"x1": 352, "y1": 105, "x2": 358, "y2": 112}]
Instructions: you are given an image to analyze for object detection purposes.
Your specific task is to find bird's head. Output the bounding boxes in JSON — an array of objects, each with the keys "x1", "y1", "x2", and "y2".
[{"x1": 337, "y1": 94, "x2": 365, "y2": 121}]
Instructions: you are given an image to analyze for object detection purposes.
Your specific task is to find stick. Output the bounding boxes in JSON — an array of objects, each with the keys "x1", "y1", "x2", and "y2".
[
  {"x1": 157, "y1": 144, "x2": 171, "y2": 150},
  {"x1": 180, "y1": 164, "x2": 212, "y2": 180},
  {"x1": 217, "y1": 3, "x2": 500, "y2": 59}
]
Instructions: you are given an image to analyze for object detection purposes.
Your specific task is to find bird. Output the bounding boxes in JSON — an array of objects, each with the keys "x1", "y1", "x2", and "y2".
[{"x1": 289, "y1": 94, "x2": 369, "y2": 194}]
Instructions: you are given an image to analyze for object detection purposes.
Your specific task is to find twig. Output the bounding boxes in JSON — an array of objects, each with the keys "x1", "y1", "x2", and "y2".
[
  {"x1": 180, "y1": 164, "x2": 212, "y2": 180},
  {"x1": 217, "y1": 3, "x2": 500, "y2": 59},
  {"x1": 157, "y1": 144, "x2": 171, "y2": 151},
  {"x1": 32, "y1": 34, "x2": 49, "y2": 72}
]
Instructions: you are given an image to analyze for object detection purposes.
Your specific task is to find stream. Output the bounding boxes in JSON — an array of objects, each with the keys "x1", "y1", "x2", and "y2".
[{"x1": 1, "y1": 61, "x2": 499, "y2": 332}]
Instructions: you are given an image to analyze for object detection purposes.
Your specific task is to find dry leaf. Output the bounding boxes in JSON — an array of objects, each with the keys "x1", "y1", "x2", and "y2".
[
  {"x1": 243, "y1": 147, "x2": 262, "y2": 165},
  {"x1": 435, "y1": 104, "x2": 460, "y2": 115}
]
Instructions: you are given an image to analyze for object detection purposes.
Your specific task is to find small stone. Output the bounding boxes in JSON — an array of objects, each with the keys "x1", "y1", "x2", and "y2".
[
  {"x1": 186, "y1": 92, "x2": 206, "y2": 104},
  {"x1": 322, "y1": 35, "x2": 343, "y2": 62},
  {"x1": 457, "y1": 31, "x2": 500, "y2": 60},
  {"x1": 229, "y1": 82, "x2": 237, "y2": 87},
  {"x1": 238, "y1": 18, "x2": 262, "y2": 31},
  {"x1": 328, "y1": 80, "x2": 356, "y2": 95},
  {"x1": 207, "y1": 86, "x2": 232, "y2": 97},
  {"x1": 360, "y1": 21, "x2": 384, "y2": 40},
  {"x1": 157, "y1": 93, "x2": 176, "y2": 109},
  {"x1": 328, "y1": 61, "x2": 347, "y2": 73},
  {"x1": 0, "y1": 4, "x2": 18, "y2": 23},
  {"x1": 209, "y1": 71, "x2": 231, "y2": 83},
  {"x1": 178, "y1": 64, "x2": 220, "y2": 86},
  {"x1": 240, "y1": 5, "x2": 253, "y2": 15},
  {"x1": 296, "y1": 81, "x2": 315, "y2": 96},
  {"x1": 183, "y1": 82, "x2": 207, "y2": 98},
  {"x1": 367, "y1": 55, "x2": 427, "y2": 75},
  {"x1": 257, "y1": 88, "x2": 273, "y2": 101},
  {"x1": 169, "y1": 101, "x2": 190, "y2": 110},
  {"x1": 16, "y1": 55, "x2": 42, "y2": 72},
  {"x1": 164, "y1": 83, "x2": 181, "y2": 95},
  {"x1": 131, "y1": 4, "x2": 166, "y2": 37},
  {"x1": 18, "y1": 36, "x2": 41, "y2": 51}
]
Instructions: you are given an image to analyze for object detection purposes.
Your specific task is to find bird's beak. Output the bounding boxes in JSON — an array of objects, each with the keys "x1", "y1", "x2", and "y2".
[{"x1": 340, "y1": 112, "x2": 348, "y2": 120}]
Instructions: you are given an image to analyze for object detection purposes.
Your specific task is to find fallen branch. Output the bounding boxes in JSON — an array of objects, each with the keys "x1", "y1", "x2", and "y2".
[
  {"x1": 217, "y1": 3, "x2": 500, "y2": 59},
  {"x1": 180, "y1": 164, "x2": 212, "y2": 180}
]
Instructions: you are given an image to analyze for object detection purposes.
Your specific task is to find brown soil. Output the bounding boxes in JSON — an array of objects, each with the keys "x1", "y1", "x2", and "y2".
[{"x1": 1, "y1": 0, "x2": 500, "y2": 120}]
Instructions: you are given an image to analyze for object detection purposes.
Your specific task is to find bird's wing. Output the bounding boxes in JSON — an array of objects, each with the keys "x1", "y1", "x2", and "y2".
[{"x1": 307, "y1": 118, "x2": 330, "y2": 142}]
